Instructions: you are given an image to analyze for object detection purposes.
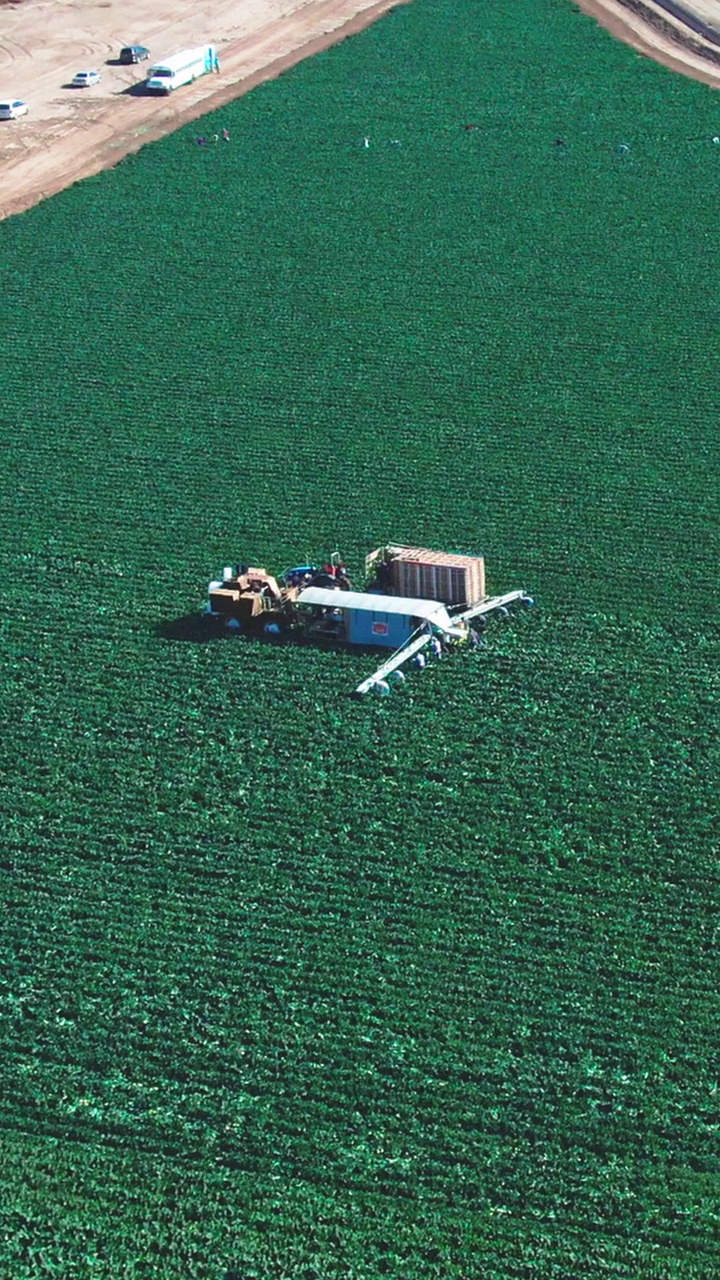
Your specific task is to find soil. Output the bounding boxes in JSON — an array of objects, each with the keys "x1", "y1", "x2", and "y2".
[
  {"x1": 573, "y1": 0, "x2": 720, "y2": 86},
  {"x1": 0, "y1": 0, "x2": 411, "y2": 220},
  {"x1": 2, "y1": 0, "x2": 720, "y2": 222}
]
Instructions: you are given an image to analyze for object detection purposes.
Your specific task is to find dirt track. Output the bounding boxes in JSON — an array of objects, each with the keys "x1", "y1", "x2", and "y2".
[
  {"x1": 0, "y1": 0, "x2": 411, "y2": 220},
  {"x1": 2, "y1": 0, "x2": 720, "y2": 221},
  {"x1": 575, "y1": 0, "x2": 720, "y2": 86}
]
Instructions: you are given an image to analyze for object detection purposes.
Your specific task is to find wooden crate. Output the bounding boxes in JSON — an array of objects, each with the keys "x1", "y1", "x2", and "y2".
[{"x1": 389, "y1": 547, "x2": 485, "y2": 606}]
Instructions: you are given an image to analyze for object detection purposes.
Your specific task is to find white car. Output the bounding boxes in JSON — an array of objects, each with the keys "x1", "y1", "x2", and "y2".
[
  {"x1": 0, "y1": 99, "x2": 29, "y2": 120},
  {"x1": 71, "y1": 71, "x2": 100, "y2": 88}
]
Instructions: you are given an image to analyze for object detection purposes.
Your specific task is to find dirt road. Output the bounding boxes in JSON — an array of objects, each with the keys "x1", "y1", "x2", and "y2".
[
  {"x1": 0, "y1": 0, "x2": 410, "y2": 220},
  {"x1": 575, "y1": 0, "x2": 720, "y2": 88}
]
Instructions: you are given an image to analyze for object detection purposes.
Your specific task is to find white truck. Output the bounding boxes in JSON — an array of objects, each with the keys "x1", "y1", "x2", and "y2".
[{"x1": 145, "y1": 46, "x2": 218, "y2": 93}]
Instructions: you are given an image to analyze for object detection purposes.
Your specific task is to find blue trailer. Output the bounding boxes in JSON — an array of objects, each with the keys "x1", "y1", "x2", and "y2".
[{"x1": 296, "y1": 587, "x2": 459, "y2": 649}]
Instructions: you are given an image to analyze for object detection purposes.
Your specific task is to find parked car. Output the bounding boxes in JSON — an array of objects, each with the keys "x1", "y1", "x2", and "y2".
[
  {"x1": 71, "y1": 71, "x2": 101, "y2": 88},
  {"x1": 119, "y1": 45, "x2": 150, "y2": 65},
  {"x1": 0, "y1": 99, "x2": 29, "y2": 120}
]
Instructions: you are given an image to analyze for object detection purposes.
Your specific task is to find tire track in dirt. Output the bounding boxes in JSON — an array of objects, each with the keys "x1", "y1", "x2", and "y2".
[{"x1": 0, "y1": 36, "x2": 32, "y2": 68}]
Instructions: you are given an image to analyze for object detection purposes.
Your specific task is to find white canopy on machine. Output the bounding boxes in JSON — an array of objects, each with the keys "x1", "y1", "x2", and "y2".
[{"x1": 296, "y1": 587, "x2": 459, "y2": 634}]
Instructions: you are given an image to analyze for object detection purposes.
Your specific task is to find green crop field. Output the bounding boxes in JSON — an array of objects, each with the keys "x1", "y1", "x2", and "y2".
[{"x1": 0, "y1": 0, "x2": 718, "y2": 1275}]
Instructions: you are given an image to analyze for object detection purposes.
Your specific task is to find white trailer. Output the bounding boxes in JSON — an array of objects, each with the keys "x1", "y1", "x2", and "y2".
[{"x1": 145, "y1": 46, "x2": 218, "y2": 93}]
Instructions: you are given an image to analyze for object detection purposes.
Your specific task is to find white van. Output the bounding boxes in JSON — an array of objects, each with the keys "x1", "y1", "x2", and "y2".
[{"x1": 145, "y1": 46, "x2": 218, "y2": 93}]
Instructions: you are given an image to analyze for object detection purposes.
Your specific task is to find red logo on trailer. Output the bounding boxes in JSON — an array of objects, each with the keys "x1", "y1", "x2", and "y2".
[{"x1": 372, "y1": 622, "x2": 389, "y2": 635}]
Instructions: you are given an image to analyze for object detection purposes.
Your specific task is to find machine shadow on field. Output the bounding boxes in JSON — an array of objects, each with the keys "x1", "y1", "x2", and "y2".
[
  {"x1": 156, "y1": 612, "x2": 369, "y2": 660},
  {"x1": 156, "y1": 613, "x2": 223, "y2": 644},
  {"x1": 157, "y1": 614, "x2": 298, "y2": 648}
]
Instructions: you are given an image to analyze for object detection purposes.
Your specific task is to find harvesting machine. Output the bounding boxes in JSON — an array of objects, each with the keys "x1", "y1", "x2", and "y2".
[{"x1": 205, "y1": 545, "x2": 533, "y2": 695}]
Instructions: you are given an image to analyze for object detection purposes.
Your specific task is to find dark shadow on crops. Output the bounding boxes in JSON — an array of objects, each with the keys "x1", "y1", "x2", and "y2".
[
  {"x1": 157, "y1": 612, "x2": 221, "y2": 643},
  {"x1": 157, "y1": 613, "x2": 298, "y2": 646},
  {"x1": 157, "y1": 612, "x2": 366, "y2": 658}
]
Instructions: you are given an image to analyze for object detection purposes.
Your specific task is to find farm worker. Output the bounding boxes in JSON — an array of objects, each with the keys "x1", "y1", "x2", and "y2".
[
  {"x1": 430, "y1": 636, "x2": 442, "y2": 658},
  {"x1": 363, "y1": 136, "x2": 370, "y2": 148},
  {"x1": 214, "y1": 54, "x2": 220, "y2": 73},
  {"x1": 414, "y1": 653, "x2": 426, "y2": 670},
  {"x1": 222, "y1": 128, "x2": 230, "y2": 142},
  {"x1": 211, "y1": 134, "x2": 219, "y2": 144},
  {"x1": 554, "y1": 136, "x2": 565, "y2": 147},
  {"x1": 196, "y1": 136, "x2": 206, "y2": 146}
]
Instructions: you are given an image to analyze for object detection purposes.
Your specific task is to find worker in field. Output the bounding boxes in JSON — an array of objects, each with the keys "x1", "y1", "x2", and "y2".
[{"x1": 222, "y1": 128, "x2": 230, "y2": 142}]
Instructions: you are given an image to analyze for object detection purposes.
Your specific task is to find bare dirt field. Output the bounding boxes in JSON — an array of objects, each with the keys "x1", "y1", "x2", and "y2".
[
  {"x1": 0, "y1": 0, "x2": 410, "y2": 219},
  {"x1": 2, "y1": 0, "x2": 720, "y2": 221}
]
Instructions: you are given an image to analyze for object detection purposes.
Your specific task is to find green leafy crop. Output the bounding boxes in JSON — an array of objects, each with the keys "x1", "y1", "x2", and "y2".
[{"x1": 0, "y1": 0, "x2": 717, "y2": 1275}]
